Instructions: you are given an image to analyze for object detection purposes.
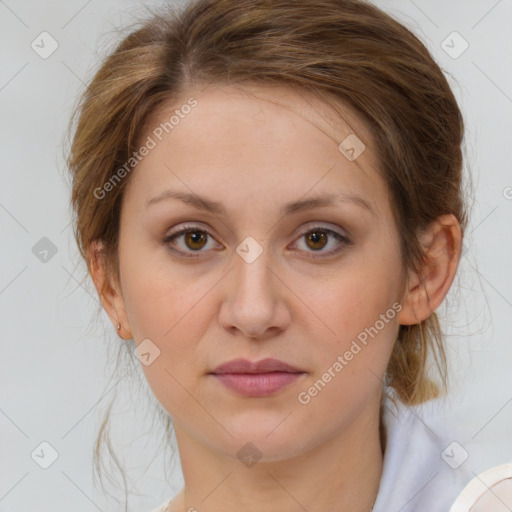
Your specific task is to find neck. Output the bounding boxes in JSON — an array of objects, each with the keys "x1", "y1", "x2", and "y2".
[{"x1": 171, "y1": 389, "x2": 384, "y2": 512}]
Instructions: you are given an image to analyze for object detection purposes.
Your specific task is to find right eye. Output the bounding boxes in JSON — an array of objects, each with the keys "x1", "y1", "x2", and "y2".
[{"x1": 162, "y1": 225, "x2": 223, "y2": 258}]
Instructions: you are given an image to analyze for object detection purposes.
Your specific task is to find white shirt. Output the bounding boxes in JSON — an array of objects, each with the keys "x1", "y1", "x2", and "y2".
[
  {"x1": 151, "y1": 393, "x2": 512, "y2": 512},
  {"x1": 373, "y1": 393, "x2": 473, "y2": 511}
]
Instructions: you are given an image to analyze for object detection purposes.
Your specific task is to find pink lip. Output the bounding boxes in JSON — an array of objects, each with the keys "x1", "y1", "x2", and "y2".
[
  {"x1": 210, "y1": 358, "x2": 305, "y2": 397},
  {"x1": 211, "y1": 357, "x2": 303, "y2": 374}
]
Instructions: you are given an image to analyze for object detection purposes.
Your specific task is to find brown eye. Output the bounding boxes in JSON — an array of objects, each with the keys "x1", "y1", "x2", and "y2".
[
  {"x1": 304, "y1": 230, "x2": 328, "y2": 251},
  {"x1": 163, "y1": 226, "x2": 222, "y2": 258},
  {"x1": 292, "y1": 226, "x2": 352, "y2": 259},
  {"x1": 184, "y1": 230, "x2": 208, "y2": 250}
]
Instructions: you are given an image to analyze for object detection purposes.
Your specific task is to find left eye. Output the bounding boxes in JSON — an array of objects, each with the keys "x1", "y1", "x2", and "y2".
[
  {"x1": 163, "y1": 225, "x2": 351, "y2": 259},
  {"x1": 291, "y1": 227, "x2": 351, "y2": 257}
]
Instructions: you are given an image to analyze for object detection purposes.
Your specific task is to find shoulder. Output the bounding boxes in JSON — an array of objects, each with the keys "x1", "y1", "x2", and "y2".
[
  {"x1": 449, "y1": 463, "x2": 512, "y2": 511},
  {"x1": 373, "y1": 392, "x2": 476, "y2": 512}
]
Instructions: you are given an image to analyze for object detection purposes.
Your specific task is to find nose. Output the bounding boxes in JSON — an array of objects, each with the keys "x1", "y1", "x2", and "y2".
[{"x1": 218, "y1": 244, "x2": 291, "y2": 341}]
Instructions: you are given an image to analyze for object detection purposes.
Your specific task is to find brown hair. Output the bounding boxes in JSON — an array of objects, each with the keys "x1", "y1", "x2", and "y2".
[{"x1": 66, "y1": 0, "x2": 469, "y2": 502}]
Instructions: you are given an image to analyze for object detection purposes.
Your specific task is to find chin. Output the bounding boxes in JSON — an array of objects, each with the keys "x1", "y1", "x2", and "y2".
[{"x1": 218, "y1": 417, "x2": 308, "y2": 456}]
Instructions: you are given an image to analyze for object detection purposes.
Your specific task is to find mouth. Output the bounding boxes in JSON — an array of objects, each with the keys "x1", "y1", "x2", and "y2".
[{"x1": 209, "y1": 358, "x2": 306, "y2": 397}]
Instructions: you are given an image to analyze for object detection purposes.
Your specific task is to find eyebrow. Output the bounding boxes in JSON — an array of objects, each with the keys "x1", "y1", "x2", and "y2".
[{"x1": 146, "y1": 189, "x2": 375, "y2": 217}]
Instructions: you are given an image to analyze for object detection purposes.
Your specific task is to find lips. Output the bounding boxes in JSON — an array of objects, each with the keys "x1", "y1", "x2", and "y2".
[
  {"x1": 210, "y1": 357, "x2": 303, "y2": 375},
  {"x1": 209, "y1": 358, "x2": 305, "y2": 397}
]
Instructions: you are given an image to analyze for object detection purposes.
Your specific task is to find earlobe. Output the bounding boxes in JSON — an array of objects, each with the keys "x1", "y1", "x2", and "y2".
[
  {"x1": 87, "y1": 240, "x2": 132, "y2": 339},
  {"x1": 397, "y1": 214, "x2": 462, "y2": 326}
]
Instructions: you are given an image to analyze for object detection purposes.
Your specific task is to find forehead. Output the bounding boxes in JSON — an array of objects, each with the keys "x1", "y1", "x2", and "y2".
[
  {"x1": 144, "y1": 82, "x2": 378, "y2": 163},
  {"x1": 127, "y1": 83, "x2": 386, "y2": 214}
]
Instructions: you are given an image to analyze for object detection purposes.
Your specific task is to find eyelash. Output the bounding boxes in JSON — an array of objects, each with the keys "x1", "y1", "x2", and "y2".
[{"x1": 162, "y1": 224, "x2": 352, "y2": 260}]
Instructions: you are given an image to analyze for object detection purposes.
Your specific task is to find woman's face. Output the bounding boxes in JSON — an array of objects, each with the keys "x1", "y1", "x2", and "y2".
[{"x1": 115, "y1": 83, "x2": 407, "y2": 460}]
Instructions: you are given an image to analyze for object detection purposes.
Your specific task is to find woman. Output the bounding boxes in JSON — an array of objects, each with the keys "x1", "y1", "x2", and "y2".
[{"x1": 66, "y1": 0, "x2": 511, "y2": 510}]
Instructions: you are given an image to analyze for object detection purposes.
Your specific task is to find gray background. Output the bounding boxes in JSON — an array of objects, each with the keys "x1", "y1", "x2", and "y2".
[{"x1": 1, "y1": 0, "x2": 511, "y2": 511}]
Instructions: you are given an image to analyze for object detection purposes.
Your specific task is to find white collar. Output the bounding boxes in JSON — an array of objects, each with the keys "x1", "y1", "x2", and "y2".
[{"x1": 373, "y1": 392, "x2": 475, "y2": 511}]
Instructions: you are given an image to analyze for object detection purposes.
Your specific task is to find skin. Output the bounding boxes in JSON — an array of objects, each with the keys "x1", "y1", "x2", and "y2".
[{"x1": 89, "y1": 83, "x2": 462, "y2": 512}]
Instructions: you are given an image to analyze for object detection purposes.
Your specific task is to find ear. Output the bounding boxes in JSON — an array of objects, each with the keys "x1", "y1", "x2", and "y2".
[
  {"x1": 87, "y1": 240, "x2": 133, "y2": 339},
  {"x1": 397, "y1": 214, "x2": 462, "y2": 326}
]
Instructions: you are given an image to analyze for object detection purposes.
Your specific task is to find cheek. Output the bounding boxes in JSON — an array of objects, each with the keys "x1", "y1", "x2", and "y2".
[
  {"x1": 118, "y1": 243, "x2": 220, "y2": 368},
  {"x1": 295, "y1": 278, "x2": 399, "y2": 419},
  {"x1": 118, "y1": 234, "x2": 208, "y2": 341},
  {"x1": 301, "y1": 251, "x2": 402, "y2": 372},
  {"x1": 119, "y1": 257, "x2": 216, "y2": 416},
  {"x1": 307, "y1": 260, "x2": 401, "y2": 333}
]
